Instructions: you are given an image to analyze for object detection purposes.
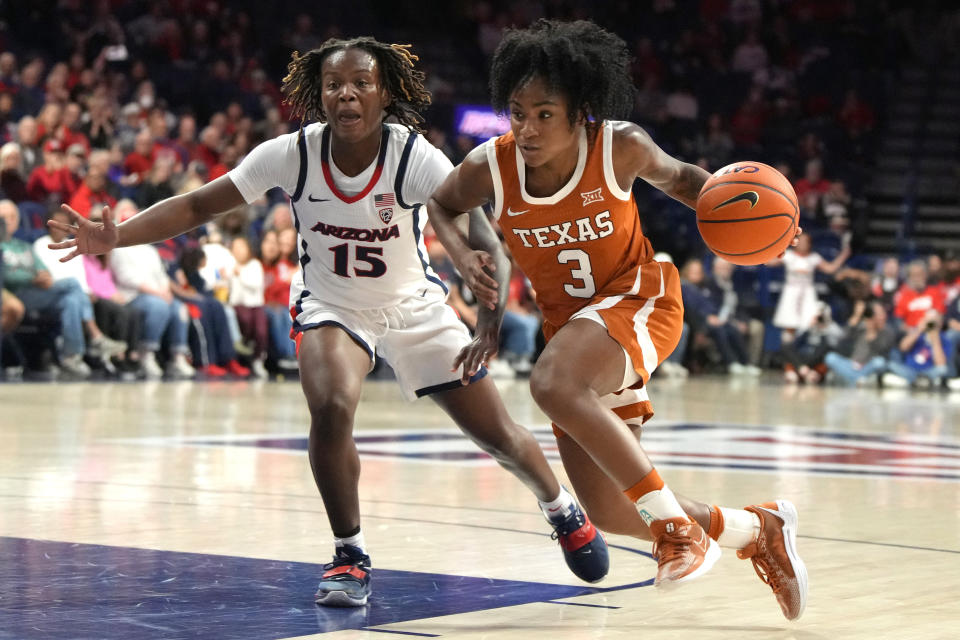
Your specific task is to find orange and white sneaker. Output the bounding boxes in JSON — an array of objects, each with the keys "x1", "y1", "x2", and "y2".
[
  {"x1": 738, "y1": 500, "x2": 808, "y2": 620},
  {"x1": 649, "y1": 517, "x2": 721, "y2": 588}
]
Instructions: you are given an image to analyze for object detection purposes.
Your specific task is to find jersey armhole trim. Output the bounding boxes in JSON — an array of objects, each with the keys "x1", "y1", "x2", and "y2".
[
  {"x1": 603, "y1": 121, "x2": 632, "y2": 201},
  {"x1": 394, "y1": 131, "x2": 419, "y2": 209},
  {"x1": 291, "y1": 127, "x2": 308, "y2": 202},
  {"x1": 485, "y1": 139, "x2": 504, "y2": 220}
]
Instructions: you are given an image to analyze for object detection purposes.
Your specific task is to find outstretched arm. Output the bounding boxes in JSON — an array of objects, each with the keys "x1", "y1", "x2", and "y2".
[
  {"x1": 610, "y1": 121, "x2": 710, "y2": 209},
  {"x1": 612, "y1": 121, "x2": 802, "y2": 252},
  {"x1": 49, "y1": 175, "x2": 246, "y2": 260},
  {"x1": 427, "y1": 145, "x2": 505, "y2": 382}
]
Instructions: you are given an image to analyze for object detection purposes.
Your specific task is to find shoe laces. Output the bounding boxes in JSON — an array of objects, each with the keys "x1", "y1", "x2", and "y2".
[
  {"x1": 549, "y1": 508, "x2": 584, "y2": 542},
  {"x1": 738, "y1": 540, "x2": 784, "y2": 595},
  {"x1": 652, "y1": 529, "x2": 691, "y2": 567},
  {"x1": 325, "y1": 546, "x2": 370, "y2": 572}
]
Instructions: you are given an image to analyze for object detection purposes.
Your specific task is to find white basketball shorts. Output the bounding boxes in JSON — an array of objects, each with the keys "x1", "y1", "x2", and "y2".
[{"x1": 291, "y1": 289, "x2": 486, "y2": 401}]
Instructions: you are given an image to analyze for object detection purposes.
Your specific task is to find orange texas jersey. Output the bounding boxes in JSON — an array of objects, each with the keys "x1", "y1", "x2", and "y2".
[{"x1": 485, "y1": 120, "x2": 655, "y2": 328}]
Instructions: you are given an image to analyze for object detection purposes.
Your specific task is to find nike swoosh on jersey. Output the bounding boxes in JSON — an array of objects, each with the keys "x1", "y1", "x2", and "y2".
[
  {"x1": 506, "y1": 207, "x2": 530, "y2": 216},
  {"x1": 713, "y1": 190, "x2": 759, "y2": 210},
  {"x1": 308, "y1": 194, "x2": 330, "y2": 202}
]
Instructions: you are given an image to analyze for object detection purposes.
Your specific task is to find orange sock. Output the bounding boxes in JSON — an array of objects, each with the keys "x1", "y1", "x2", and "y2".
[
  {"x1": 623, "y1": 469, "x2": 665, "y2": 503},
  {"x1": 707, "y1": 504, "x2": 725, "y2": 541}
]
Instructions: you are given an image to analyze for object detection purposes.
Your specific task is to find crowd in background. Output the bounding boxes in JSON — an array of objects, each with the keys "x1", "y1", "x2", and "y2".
[{"x1": 1, "y1": 0, "x2": 959, "y2": 390}]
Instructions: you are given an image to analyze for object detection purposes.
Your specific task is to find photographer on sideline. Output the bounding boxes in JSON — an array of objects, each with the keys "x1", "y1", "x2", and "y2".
[
  {"x1": 882, "y1": 308, "x2": 952, "y2": 388},
  {"x1": 823, "y1": 300, "x2": 896, "y2": 386},
  {"x1": 780, "y1": 302, "x2": 844, "y2": 384}
]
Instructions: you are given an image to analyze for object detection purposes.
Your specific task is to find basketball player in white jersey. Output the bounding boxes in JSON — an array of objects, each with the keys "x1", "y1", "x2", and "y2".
[{"x1": 48, "y1": 37, "x2": 608, "y2": 607}]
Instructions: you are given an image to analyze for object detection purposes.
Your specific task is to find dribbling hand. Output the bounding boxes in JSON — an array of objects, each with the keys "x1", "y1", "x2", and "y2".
[
  {"x1": 47, "y1": 204, "x2": 119, "y2": 261},
  {"x1": 778, "y1": 226, "x2": 804, "y2": 259}
]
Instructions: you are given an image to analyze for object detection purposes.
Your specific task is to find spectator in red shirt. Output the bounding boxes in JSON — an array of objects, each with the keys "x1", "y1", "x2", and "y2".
[
  {"x1": 838, "y1": 89, "x2": 876, "y2": 136},
  {"x1": 193, "y1": 125, "x2": 220, "y2": 168},
  {"x1": 123, "y1": 128, "x2": 155, "y2": 184},
  {"x1": 208, "y1": 143, "x2": 239, "y2": 181},
  {"x1": 894, "y1": 260, "x2": 947, "y2": 328},
  {"x1": 259, "y1": 229, "x2": 298, "y2": 369},
  {"x1": 170, "y1": 115, "x2": 197, "y2": 167},
  {"x1": 67, "y1": 167, "x2": 117, "y2": 218},
  {"x1": 794, "y1": 158, "x2": 831, "y2": 214},
  {"x1": 25, "y1": 138, "x2": 77, "y2": 204},
  {"x1": 54, "y1": 102, "x2": 91, "y2": 155},
  {"x1": 35, "y1": 103, "x2": 62, "y2": 141}
]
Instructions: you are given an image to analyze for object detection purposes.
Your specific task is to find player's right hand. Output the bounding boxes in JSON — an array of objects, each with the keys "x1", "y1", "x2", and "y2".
[
  {"x1": 456, "y1": 249, "x2": 499, "y2": 310},
  {"x1": 47, "y1": 204, "x2": 119, "y2": 261}
]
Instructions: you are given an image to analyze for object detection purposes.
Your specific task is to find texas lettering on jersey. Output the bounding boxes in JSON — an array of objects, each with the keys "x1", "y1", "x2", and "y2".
[
  {"x1": 310, "y1": 220, "x2": 401, "y2": 243},
  {"x1": 510, "y1": 211, "x2": 614, "y2": 248}
]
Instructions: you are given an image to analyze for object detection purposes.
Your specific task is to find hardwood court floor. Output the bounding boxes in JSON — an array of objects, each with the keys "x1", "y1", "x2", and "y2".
[{"x1": 1, "y1": 376, "x2": 959, "y2": 639}]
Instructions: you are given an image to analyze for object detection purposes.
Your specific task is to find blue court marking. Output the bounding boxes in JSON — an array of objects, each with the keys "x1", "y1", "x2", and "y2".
[{"x1": 0, "y1": 537, "x2": 652, "y2": 640}]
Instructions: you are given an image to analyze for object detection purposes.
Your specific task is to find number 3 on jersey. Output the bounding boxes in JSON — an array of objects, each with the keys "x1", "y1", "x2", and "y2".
[
  {"x1": 558, "y1": 249, "x2": 596, "y2": 298},
  {"x1": 330, "y1": 244, "x2": 387, "y2": 278}
]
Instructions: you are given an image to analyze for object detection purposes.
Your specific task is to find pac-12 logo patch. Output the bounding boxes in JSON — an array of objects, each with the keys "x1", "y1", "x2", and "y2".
[{"x1": 378, "y1": 208, "x2": 394, "y2": 224}]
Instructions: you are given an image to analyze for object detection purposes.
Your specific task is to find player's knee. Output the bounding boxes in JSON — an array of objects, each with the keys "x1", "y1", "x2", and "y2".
[
  {"x1": 529, "y1": 362, "x2": 570, "y2": 413},
  {"x1": 306, "y1": 392, "x2": 359, "y2": 435},
  {"x1": 471, "y1": 421, "x2": 529, "y2": 463}
]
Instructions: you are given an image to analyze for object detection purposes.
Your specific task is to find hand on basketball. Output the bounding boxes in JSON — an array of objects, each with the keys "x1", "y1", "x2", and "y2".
[
  {"x1": 456, "y1": 250, "x2": 499, "y2": 310},
  {"x1": 452, "y1": 327, "x2": 499, "y2": 384},
  {"x1": 47, "y1": 204, "x2": 119, "y2": 261},
  {"x1": 778, "y1": 226, "x2": 803, "y2": 258}
]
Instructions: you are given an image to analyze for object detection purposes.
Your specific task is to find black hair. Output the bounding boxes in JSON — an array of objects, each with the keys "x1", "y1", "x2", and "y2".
[
  {"x1": 281, "y1": 37, "x2": 432, "y2": 132},
  {"x1": 489, "y1": 19, "x2": 635, "y2": 125}
]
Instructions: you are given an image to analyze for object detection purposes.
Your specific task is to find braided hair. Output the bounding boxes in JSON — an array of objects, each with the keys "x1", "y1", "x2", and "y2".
[
  {"x1": 489, "y1": 19, "x2": 635, "y2": 125},
  {"x1": 281, "y1": 36, "x2": 432, "y2": 132}
]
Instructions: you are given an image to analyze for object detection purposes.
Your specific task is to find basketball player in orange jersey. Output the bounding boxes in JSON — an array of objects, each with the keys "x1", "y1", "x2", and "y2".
[
  {"x1": 427, "y1": 19, "x2": 807, "y2": 619},
  {"x1": 47, "y1": 36, "x2": 609, "y2": 607}
]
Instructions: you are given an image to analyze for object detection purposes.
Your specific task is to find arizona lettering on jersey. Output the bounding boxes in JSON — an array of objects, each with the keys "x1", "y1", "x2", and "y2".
[{"x1": 310, "y1": 221, "x2": 401, "y2": 242}]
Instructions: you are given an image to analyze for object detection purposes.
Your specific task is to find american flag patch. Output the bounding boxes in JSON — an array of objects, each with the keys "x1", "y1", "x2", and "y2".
[{"x1": 374, "y1": 193, "x2": 395, "y2": 207}]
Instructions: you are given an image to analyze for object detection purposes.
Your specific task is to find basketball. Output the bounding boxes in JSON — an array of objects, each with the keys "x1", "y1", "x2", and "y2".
[{"x1": 696, "y1": 161, "x2": 799, "y2": 266}]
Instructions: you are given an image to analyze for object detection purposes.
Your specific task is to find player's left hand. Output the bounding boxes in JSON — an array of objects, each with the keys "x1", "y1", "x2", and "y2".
[
  {"x1": 452, "y1": 327, "x2": 499, "y2": 384},
  {"x1": 456, "y1": 250, "x2": 499, "y2": 310},
  {"x1": 778, "y1": 226, "x2": 803, "y2": 258}
]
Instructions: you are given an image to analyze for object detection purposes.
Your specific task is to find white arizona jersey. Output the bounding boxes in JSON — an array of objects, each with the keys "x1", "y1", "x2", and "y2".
[{"x1": 228, "y1": 122, "x2": 451, "y2": 311}]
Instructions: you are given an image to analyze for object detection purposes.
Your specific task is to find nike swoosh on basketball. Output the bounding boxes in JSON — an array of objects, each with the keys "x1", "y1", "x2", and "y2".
[
  {"x1": 308, "y1": 194, "x2": 330, "y2": 202},
  {"x1": 714, "y1": 191, "x2": 759, "y2": 210},
  {"x1": 506, "y1": 207, "x2": 530, "y2": 216}
]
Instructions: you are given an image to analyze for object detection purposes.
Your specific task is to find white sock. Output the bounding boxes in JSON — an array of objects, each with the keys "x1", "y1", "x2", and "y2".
[
  {"x1": 634, "y1": 485, "x2": 688, "y2": 525},
  {"x1": 539, "y1": 486, "x2": 577, "y2": 522},
  {"x1": 335, "y1": 530, "x2": 366, "y2": 554},
  {"x1": 717, "y1": 507, "x2": 761, "y2": 549}
]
